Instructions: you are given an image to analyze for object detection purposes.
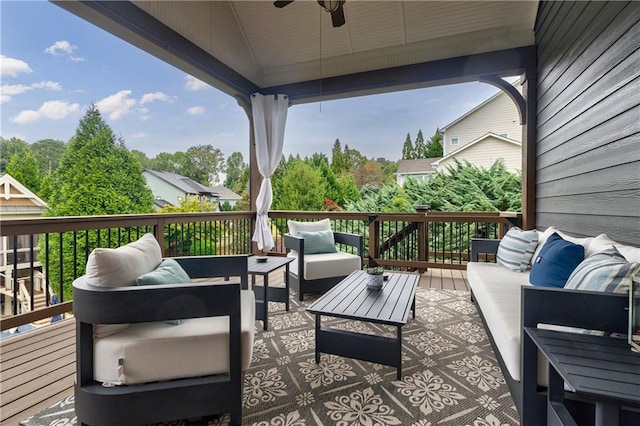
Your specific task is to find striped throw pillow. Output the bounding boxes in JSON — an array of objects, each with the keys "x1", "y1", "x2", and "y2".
[
  {"x1": 565, "y1": 246, "x2": 640, "y2": 293},
  {"x1": 496, "y1": 228, "x2": 539, "y2": 272}
]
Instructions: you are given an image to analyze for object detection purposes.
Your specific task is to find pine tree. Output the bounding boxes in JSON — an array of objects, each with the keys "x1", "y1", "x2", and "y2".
[
  {"x1": 331, "y1": 139, "x2": 346, "y2": 174},
  {"x1": 414, "y1": 129, "x2": 425, "y2": 158},
  {"x1": 402, "y1": 133, "x2": 414, "y2": 159},
  {"x1": 49, "y1": 105, "x2": 154, "y2": 216},
  {"x1": 6, "y1": 151, "x2": 41, "y2": 194},
  {"x1": 424, "y1": 129, "x2": 444, "y2": 158}
]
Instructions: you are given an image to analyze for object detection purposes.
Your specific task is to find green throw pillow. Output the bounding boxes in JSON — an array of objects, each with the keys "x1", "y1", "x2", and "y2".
[
  {"x1": 298, "y1": 230, "x2": 337, "y2": 254},
  {"x1": 136, "y1": 258, "x2": 191, "y2": 285},
  {"x1": 136, "y1": 258, "x2": 191, "y2": 325}
]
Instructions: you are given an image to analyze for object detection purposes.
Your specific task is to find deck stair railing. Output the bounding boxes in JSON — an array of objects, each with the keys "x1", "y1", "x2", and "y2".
[{"x1": 1, "y1": 210, "x2": 519, "y2": 330}]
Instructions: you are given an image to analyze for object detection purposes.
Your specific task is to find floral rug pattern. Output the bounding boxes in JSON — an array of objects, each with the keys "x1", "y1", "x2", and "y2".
[{"x1": 22, "y1": 288, "x2": 519, "y2": 426}]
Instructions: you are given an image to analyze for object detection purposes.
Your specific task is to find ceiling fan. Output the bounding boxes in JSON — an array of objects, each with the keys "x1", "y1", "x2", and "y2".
[{"x1": 274, "y1": 1, "x2": 346, "y2": 28}]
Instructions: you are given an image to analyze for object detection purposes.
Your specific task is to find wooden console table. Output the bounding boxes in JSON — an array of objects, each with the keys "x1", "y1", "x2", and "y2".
[{"x1": 524, "y1": 327, "x2": 640, "y2": 426}]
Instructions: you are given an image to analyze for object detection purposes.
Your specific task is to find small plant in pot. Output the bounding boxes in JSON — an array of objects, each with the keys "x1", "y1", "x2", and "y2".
[{"x1": 365, "y1": 266, "x2": 385, "y2": 290}]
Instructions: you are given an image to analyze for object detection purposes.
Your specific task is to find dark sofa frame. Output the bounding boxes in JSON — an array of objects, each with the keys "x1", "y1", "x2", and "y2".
[
  {"x1": 470, "y1": 239, "x2": 636, "y2": 426},
  {"x1": 284, "y1": 231, "x2": 363, "y2": 301},
  {"x1": 73, "y1": 255, "x2": 248, "y2": 426}
]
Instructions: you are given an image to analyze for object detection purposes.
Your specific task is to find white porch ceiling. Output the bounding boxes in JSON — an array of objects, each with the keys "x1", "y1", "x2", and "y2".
[{"x1": 55, "y1": 0, "x2": 539, "y2": 102}]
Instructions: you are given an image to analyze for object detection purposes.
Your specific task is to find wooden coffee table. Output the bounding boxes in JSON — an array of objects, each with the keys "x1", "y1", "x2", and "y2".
[{"x1": 307, "y1": 270, "x2": 418, "y2": 379}]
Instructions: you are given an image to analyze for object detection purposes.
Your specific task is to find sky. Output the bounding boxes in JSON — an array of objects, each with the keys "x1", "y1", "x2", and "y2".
[{"x1": 1, "y1": 0, "x2": 504, "y2": 163}]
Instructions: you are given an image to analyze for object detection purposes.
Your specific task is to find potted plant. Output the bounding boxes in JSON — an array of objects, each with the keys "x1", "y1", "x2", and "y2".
[{"x1": 365, "y1": 266, "x2": 385, "y2": 290}]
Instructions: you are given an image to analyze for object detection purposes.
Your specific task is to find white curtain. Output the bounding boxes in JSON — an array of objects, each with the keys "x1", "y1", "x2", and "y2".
[{"x1": 251, "y1": 93, "x2": 288, "y2": 251}]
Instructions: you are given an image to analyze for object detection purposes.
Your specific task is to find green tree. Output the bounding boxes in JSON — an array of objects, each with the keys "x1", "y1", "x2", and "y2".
[
  {"x1": 424, "y1": 129, "x2": 444, "y2": 158},
  {"x1": 184, "y1": 144, "x2": 225, "y2": 186},
  {"x1": 130, "y1": 149, "x2": 153, "y2": 169},
  {"x1": 31, "y1": 139, "x2": 66, "y2": 174},
  {"x1": 0, "y1": 137, "x2": 29, "y2": 173},
  {"x1": 352, "y1": 160, "x2": 384, "y2": 188},
  {"x1": 331, "y1": 139, "x2": 346, "y2": 174},
  {"x1": 273, "y1": 160, "x2": 326, "y2": 211},
  {"x1": 402, "y1": 133, "x2": 414, "y2": 160},
  {"x1": 41, "y1": 105, "x2": 154, "y2": 300},
  {"x1": 6, "y1": 151, "x2": 41, "y2": 194},
  {"x1": 414, "y1": 129, "x2": 426, "y2": 158},
  {"x1": 224, "y1": 152, "x2": 248, "y2": 193}
]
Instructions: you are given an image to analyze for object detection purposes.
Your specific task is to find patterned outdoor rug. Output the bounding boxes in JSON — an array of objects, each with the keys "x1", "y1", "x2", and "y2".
[{"x1": 22, "y1": 288, "x2": 520, "y2": 426}]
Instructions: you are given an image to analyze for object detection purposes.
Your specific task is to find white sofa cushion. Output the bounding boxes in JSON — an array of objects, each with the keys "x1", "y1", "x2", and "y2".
[
  {"x1": 287, "y1": 218, "x2": 331, "y2": 236},
  {"x1": 288, "y1": 251, "x2": 361, "y2": 281},
  {"x1": 467, "y1": 262, "x2": 530, "y2": 381},
  {"x1": 86, "y1": 233, "x2": 162, "y2": 287},
  {"x1": 87, "y1": 233, "x2": 163, "y2": 338},
  {"x1": 94, "y1": 289, "x2": 255, "y2": 385}
]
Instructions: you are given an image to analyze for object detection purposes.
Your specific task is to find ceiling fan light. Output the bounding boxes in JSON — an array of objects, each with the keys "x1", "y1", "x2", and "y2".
[{"x1": 318, "y1": 0, "x2": 341, "y2": 13}]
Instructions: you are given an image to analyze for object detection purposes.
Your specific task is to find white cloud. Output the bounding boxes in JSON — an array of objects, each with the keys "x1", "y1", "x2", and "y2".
[
  {"x1": 140, "y1": 91, "x2": 173, "y2": 104},
  {"x1": 1, "y1": 84, "x2": 32, "y2": 96},
  {"x1": 44, "y1": 40, "x2": 84, "y2": 62},
  {"x1": 96, "y1": 90, "x2": 136, "y2": 120},
  {"x1": 0, "y1": 81, "x2": 63, "y2": 103},
  {"x1": 132, "y1": 132, "x2": 147, "y2": 139},
  {"x1": 184, "y1": 75, "x2": 208, "y2": 91},
  {"x1": 216, "y1": 103, "x2": 227, "y2": 110},
  {"x1": 32, "y1": 81, "x2": 62, "y2": 91},
  {"x1": 1, "y1": 55, "x2": 32, "y2": 77},
  {"x1": 186, "y1": 106, "x2": 205, "y2": 115},
  {"x1": 1, "y1": 95, "x2": 10, "y2": 103},
  {"x1": 10, "y1": 100, "x2": 80, "y2": 124}
]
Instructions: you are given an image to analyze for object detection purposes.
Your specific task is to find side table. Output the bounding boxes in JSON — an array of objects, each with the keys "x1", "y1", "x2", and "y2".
[
  {"x1": 247, "y1": 256, "x2": 294, "y2": 330},
  {"x1": 523, "y1": 327, "x2": 640, "y2": 426}
]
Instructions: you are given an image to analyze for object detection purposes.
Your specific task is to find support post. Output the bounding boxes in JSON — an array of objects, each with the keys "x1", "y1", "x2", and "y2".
[{"x1": 521, "y1": 50, "x2": 537, "y2": 230}]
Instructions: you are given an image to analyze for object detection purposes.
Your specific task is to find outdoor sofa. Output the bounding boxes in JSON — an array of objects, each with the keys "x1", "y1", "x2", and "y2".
[{"x1": 468, "y1": 227, "x2": 639, "y2": 425}]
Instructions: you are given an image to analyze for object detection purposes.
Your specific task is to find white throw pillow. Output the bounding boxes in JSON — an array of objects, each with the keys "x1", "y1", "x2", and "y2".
[
  {"x1": 532, "y1": 227, "x2": 594, "y2": 261},
  {"x1": 287, "y1": 218, "x2": 331, "y2": 236},
  {"x1": 85, "y1": 233, "x2": 162, "y2": 287},
  {"x1": 496, "y1": 227, "x2": 539, "y2": 272}
]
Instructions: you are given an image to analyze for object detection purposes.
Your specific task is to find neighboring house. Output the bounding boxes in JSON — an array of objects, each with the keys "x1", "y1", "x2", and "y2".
[
  {"x1": 395, "y1": 158, "x2": 442, "y2": 186},
  {"x1": 441, "y1": 83, "x2": 522, "y2": 156},
  {"x1": 432, "y1": 133, "x2": 522, "y2": 172},
  {"x1": 0, "y1": 174, "x2": 47, "y2": 315},
  {"x1": 211, "y1": 185, "x2": 242, "y2": 208},
  {"x1": 397, "y1": 83, "x2": 523, "y2": 184},
  {"x1": 142, "y1": 169, "x2": 220, "y2": 210}
]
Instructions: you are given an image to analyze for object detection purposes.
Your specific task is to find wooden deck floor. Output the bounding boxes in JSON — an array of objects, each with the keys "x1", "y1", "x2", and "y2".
[{"x1": 0, "y1": 267, "x2": 467, "y2": 425}]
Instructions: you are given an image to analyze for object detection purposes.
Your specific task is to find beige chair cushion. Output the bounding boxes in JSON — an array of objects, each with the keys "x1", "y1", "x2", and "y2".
[
  {"x1": 94, "y1": 290, "x2": 255, "y2": 385},
  {"x1": 289, "y1": 251, "x2": 361, "y2": 281}
]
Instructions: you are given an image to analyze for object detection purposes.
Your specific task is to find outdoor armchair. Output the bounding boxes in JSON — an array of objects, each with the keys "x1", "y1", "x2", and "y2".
[
  {"x1": 73, "y1": 240, "x2": 254, "y2": 426},
  {"x1": 284, "y1": 219, "x2": 363, "y2": 301}
]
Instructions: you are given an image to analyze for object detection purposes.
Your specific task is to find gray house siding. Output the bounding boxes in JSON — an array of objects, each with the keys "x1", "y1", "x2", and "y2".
[
  {"x1": 143, "y1": 171, "x2": 186, "y2": 206},
  {"x1": 534, "y1": 0, "x2": 640, "y2": 245}
]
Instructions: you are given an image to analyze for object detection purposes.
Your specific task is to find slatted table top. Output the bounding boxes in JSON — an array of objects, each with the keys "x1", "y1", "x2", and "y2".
[
  {"x1": 524, "y1": 327, "x2": 640, "y2": 407},
  {"x1": 307, "y1": 270, "x2": 419, "y2": 326}
]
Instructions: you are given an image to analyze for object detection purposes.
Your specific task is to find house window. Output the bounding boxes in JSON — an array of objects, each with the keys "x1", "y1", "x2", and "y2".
[
  {"x1": 499, "y1": 133, "x2": 508, "y2": 138},
  {"x1": 451, "y1": 138, "x2": 459, "y2": 145}
]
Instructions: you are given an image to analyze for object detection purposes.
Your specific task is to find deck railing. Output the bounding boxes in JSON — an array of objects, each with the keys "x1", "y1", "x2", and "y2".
[{"x1": 0, "y1": 210, "x2": 519, "y2": 330}]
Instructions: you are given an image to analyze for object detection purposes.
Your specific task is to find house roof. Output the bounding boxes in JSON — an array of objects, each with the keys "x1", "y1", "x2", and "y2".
[
  {"x1": 143, "y1": 169, "x2": 219, "y2": 196},
  {"x1": 441, "y1": 81, "x2": 522, "y2": 130},
  {"x1": 431, "y1": 132, "x2": 521, "y2": 166},
  {"x1": 211, "y1": 185, "x2": 241, "y2": 201},
  {"x1": 396, "y1": 159, "x2": 442, "y2": 175},
  {"x1": 54, "y1": 1, "x2": 539, "y2": 104},
  {"x1": 0, "y1": 174, "x2": 48, "y2": 213}
]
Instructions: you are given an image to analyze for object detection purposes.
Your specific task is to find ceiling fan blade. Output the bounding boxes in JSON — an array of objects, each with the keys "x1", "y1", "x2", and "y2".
[
  {"x1": 331, "y1": 6, "x2": 346, "y2": 27},
  {"x1": 274, "y1": 1, "x2": 295, "y2": 8}
]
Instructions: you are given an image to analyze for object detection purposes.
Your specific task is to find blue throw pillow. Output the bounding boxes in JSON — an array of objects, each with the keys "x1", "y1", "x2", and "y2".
[
  {"x1": 136, "y1": 258, "x2": 191, "y2": 325},
  {"x1": 298, "y1": 230, "x2": 337, "y2": 255},
  {"x1": 136, "y1": 258, "x2": 191, "y2": 285},
  {"x1": 529, "y1": 233, "x2": 584, "y2": 288}
]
